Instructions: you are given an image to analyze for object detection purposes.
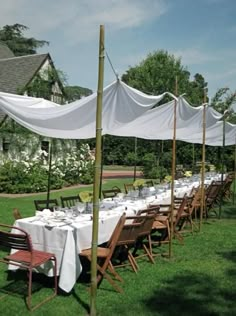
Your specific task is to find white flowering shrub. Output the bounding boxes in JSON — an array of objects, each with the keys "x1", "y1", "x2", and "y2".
[
  {"x1": 0, "y1": 144, "x2": 95, "y2": 193},
  {"x1": 55, "y1": 144, "x2": 95, "y2": 185}
]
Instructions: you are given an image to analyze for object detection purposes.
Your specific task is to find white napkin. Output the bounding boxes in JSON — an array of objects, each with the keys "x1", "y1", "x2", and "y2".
[{"x1": 41, "y1": 208, "x2": 52, "y2": 216}]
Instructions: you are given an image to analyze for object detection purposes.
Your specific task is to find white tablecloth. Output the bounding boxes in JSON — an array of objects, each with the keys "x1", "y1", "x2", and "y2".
[
  {"x1": 13, "y1": 211, "x2": 122, "y2": 293},
  {"x1": 11, "y1": 172, "x2": 223, "y2": 292}
]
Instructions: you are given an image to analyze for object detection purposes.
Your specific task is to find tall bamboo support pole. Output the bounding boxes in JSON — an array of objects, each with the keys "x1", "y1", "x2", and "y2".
[
  {"x1": 233, "y1": 137, "x2": 236, "y2": 205},
  {"x1": 133, "y1": 137, "x2": 137, "y2": 181},
  {"x1": 192, "y1": 144, "x2": 195, "y2": 173},
  {"x1": 46, "y1": 140, "x2": 53, "y2": 207},
  {"x1": 169, "y1": 77, "x2": 177, "y2": 258},
  {"x1": 90, "y1": 25, "x2": 105, "y2": 316},
  {"x1": 199, "y1": 92, "x2": 207, "y2": 231},
  {"x1": 99, "y1": 135, "x2": 105, "y2": 199},
  {"x1": 219, "y1": 114, "x2": 226, "y2": 219}
]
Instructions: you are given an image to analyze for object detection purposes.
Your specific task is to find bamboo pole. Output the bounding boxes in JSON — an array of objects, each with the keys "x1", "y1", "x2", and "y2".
[
  {"x1": 169, "y1": 76, "x2": 177, "y2": 258},
  {"x1": 233, "y1": 137, "x2": 236, "y2": 205},
  {"x1": 219, "y1": 114, "x2": 226, "y2": 219},
  {"x1": 90, "y1": 25, "x2": 105, "y2": 316},
  {"x1": 133, "y1": 137, "x2": 137, "y2": 181},
  {"x1": 192, "y1": 144, "x2": 195, "y2": 174},
  {"x1": 99, "y1": 135, "x2": 105, "y2": 199},
  {"x1": 46, "y1": 140, "x2": 53, "y2": 208},
  {"x1": 199, "y1": 91, "x2": 207, "y2": 231}
]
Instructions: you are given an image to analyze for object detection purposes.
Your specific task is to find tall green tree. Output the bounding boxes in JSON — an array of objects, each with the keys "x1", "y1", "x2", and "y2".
[
  {"x1": 211, "y1": 87, "x2": 236, "y2": 121},
  {"x1": 0, "y1": 23, "x2": 49, "y2": 56},
  {"x1": 187, "y1": 73, "x2": 208, "y2": 105},
  {"x1": 122, "y1": 50, "x2": 207, "y2": 100}
]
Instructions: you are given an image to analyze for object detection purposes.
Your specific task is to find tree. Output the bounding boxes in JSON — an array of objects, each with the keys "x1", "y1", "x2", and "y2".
[
  {"x1": 122, "y1": 50, "x2": 208, "y2": 104},
  {"x1": 0, "y1": 24, "x2": 49, "y2": 56},
  {"x1": 64, "y1": 86, "x2": 93, "y2": 102},
  {"x1": 211, "y1": 88, "x2": 236, "y2": 121},
  {"x1": 187, "y1": 73, "x2": 208, "y2": 105}
]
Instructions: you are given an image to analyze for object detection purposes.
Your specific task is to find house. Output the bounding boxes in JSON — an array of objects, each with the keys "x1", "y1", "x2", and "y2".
[
  {"x1": 0, "y1": 42, "x2": 65, "y2": 155},
  {"x1": 0, "y1": 42, "x2": 64, "y2": 102}
]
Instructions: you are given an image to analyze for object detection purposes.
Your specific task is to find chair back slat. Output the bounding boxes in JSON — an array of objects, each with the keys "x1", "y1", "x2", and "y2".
[
  {"x1": 61, "y1": 195, "x2": 81, "y2": 208},
  {"x1": 124, "y1": 183, "x2": 134, "y2": 194},
  {"x1": 173, "y1": 194, "x2": 188, "y2": 228},
  {"x1": 107, "y1": 214, "x2": 126, "y2": 251},
  {"x1": 0, "y1": 225, "x2": 31, "y2": 251},
  {"x1": 145, "y1": 180, "x2": 154, "y2": 187},
  {"x1": 34, "y1": 199, "x2": 58, "y2": 212},
  {"x1": 116, "y1": 220, "x2": 144, "y2": 246},
  {"x1": 102, "y1": 188, "x2": 121, "y2": 199}
]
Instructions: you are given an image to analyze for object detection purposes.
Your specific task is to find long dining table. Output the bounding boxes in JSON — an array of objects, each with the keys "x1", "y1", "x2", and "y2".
[{"x1": 11, "y1": 172, "x2": 224, "y2": 293}]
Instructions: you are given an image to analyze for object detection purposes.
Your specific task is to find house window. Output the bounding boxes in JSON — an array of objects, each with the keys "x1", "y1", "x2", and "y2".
[
  {"x1": 2, "y1": 138, "x2": 10, "y2": 152},
  {"x1": 41, "y1": 140, "x2": 49, "y2": 153}
]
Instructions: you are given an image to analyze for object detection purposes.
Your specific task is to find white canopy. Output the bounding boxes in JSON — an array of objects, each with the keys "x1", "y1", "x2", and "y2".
[
  {"x1": 0, "y1": 91, "x2": 60, "y2": 108},
  {"x1": 0, "y1": 80, "x2": 173, "y2": 139},
  {"x1": 181, "y1": 121, "x2": 236, "y2": 146},
  {"x1": 0, "y1": 81, "x2": 235, "y2": 146},
  {"x1": 109, "y1": 96, "x2": 236, "y2": 146}
]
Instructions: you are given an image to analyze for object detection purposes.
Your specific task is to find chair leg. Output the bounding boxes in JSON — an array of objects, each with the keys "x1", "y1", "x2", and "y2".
[
  {"x1": 108, "y1": 262, "x2": 123, "y2": 282},
  {"x1": 26, "y1": 268, "x2": 32, "y2": 310},
  {"x1": 128, "y1": 251, "x2": 139, "y2": 272},
  {"x1": 96, "y1": 264, "x2": 123, "y2": 293},
  {"x1": 142, "y1": 244, "x2": 155, "y2": 264},
  {"x1": 27, "y1": 257, "x2": 57, "y2": 312},
  {"x1": 174, "y1": 230, "x2": 184, "y2": 244}
]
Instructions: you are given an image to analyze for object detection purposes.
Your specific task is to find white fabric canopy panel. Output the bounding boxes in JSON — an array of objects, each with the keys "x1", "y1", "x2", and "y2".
[
  {"x1": 181, "y1": 121, "x2": 236, "y2": 146},
  {"x1": 0, "y1": 81, "x2": 235, "y2": 145},
  {"x1": 0, "y1": 91, "x2": 60, "y2": 108},
  {"x1": 109, "y1": 96, "x2": 233, "y2": 145},
  {"x1": 0, "y1": 80, "x2": 174, "y2": 139}
]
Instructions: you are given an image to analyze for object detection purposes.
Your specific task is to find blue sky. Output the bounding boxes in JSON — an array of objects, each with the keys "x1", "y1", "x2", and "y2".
[{"x1": 1, "y1": 0, "x2": 236, "y2": 100}]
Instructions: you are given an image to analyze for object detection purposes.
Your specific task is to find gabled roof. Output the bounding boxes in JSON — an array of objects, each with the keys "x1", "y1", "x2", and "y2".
[{"x1": 0, "y1": 53, "x2": 50, "y2": 94}]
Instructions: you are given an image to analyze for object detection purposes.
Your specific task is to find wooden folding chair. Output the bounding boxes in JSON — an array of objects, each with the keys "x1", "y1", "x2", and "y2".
[
  {"x1": 132, "y1": 208, "x2": 157, "y2": 264},
  {"x1": 145, "y1": 180, "x2": 154, "y2": 187},
  {"x1": 222, "y1": 176, "x2": 233, "y2": 201},
  {"x1": 34, "y1": 199, "x2": 59, "y2": 212},
  {"x1": 0, "y1": 223, "x2": 57, "y2": 311},
  {"x1": 13, "y1": 208, "x2": 22, "y2": 220},
  {"x1": 80, "y1": 213, "x2": 126, "y2": 293},
  {"x1": 157, "y1": 195, "x2": 189, "y2": 244},
  {"x1": 147, "y1": 205, "x2": 170, "y2": 256},
  {"x1": 60, "y1": 195, "x2": 81, "y2": 208},
  {"x1": 176, "y1": 195, "x2": 196, "y2": 235},
  {"x1": 102, "y1": 187, "x2": 121, "y2": 199},
  {"x1": 124, "y1": 183, "x2": 134, "y2": 194},
  {"x1": 172, "y1": 194, "x2": 189, "y2": 243},
  {"x1": 205, "y1": 181, "x2": 222, "y2": 217},
  {"x1": 111, "y1": 215, "x2": 146, "y2": 273}
]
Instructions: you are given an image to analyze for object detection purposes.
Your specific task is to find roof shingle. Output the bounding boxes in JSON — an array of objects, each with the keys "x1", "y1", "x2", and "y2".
[{"x1": 0, "y1": 53, "x2": 49, "y2": 94}]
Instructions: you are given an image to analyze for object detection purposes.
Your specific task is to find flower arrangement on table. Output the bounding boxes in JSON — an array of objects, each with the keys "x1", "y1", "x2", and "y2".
[
  {"x1": 133, "y1": 179, "x2": 146, "y2": 197},
  {"x1": 164, "y1": 175, "x2": 172, "y2": 183},
  {"x1": 79, "y1": 191, "x2": 93, "y2": 203},
  {"x1": 184, "y1": 170, "x2": 192, "y2": 177},
  {"x1": 79, "y1": 191, "x2": 93, "y2": 213}
]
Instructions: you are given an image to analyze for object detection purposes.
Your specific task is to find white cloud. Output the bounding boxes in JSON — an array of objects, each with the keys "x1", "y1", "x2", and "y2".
[
  {"x1": 0, "y1": 0, "x2": 168, "y2": 45},
  {"x1": 172, "y1": 48, "x2": 220, "y2": 65}
]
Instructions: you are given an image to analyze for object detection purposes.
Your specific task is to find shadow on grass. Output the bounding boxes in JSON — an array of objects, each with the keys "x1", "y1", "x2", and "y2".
[
  {"x1": 142, "y1": 271, "x2": 236, "y2": 316},
  {"x1": 0, "y1": 270, "x2": 56, "y2": 307},
  {"x1": 221, "y1": 204, "x2": 236, "y2": 218},
  {"x1": 218, "y1": 250, "x2": 236, "y2": 263}
]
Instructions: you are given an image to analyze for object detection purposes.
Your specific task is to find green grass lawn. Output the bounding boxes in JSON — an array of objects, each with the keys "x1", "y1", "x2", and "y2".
[{"x1": 0, "y1": 179, "x2": 236, "y2": 315}]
